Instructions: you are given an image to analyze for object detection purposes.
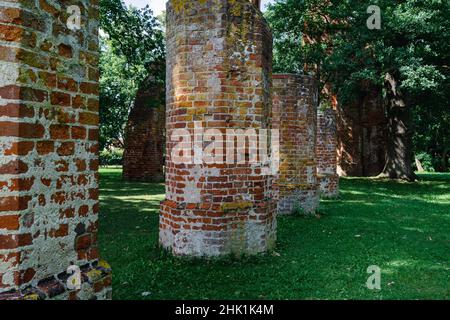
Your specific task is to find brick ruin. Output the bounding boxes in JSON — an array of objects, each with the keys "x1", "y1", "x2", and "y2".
[
  {"x1": 316, "y1": 108, "x2": 339, "y2": 197},
  {"x1": 122, "y1": 75, "x2": 165, "y2": 182},
  {"x1": 272, "y1": 74, "x2": 319, "y2": 214},
  {"x1": 336, "y1": 88, "x2": 387, "y2": 177},
  {"x1": 0, "y1": 0, "x2": 111, "y2": 299},
  {"x1": 0, "y1": 0, "x2": 341, "y2": 300},
  {"x1": 160, "y1": 0, "x2": 277, "y2": 257}
]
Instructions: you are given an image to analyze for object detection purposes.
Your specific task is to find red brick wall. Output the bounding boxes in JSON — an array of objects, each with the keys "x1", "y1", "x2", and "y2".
[
  {"x1": 316, "y1": 108, "x2": 339, "y2": 197},
  {"x1": 272, "y1": 74, "x2": 319, "y2": 214},
  {"x1": 0, "y1": 0, "x2": 110, "y2": 300},
  {"x1": 123, "y1": 76, "x2": 165, "y2": 182},
  {"x1": 160, "y1": 0, "x2": 277, "y2": 257}
]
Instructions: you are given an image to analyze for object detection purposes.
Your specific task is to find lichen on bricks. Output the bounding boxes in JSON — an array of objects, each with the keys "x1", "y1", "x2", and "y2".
[
  {"x1": 316, "y1": 108, "x2": 340, "y2": 198},
  {"x1": 160, "y1": 0, "x2": 277, "y2": 257},
  {"x1": 0, "y1": 0, "x2": 111, "y2": 300},
  {"x1": 272, "y1": 74, "x2": 320, "y2": 215}
]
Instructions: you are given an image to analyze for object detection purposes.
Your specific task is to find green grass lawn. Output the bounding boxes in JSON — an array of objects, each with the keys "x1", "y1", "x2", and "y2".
[{"x1": 98, "y1": 168, "x2": 449, "y2": 300}]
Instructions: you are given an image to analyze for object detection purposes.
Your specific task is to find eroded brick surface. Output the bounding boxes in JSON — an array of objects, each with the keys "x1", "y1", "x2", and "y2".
[
  {"x1": 316, "y1": 108, "x2": 339, "y2": 197},
  {"x1": 123, "y1": 76, "x2": 165, "y2": 182},
  {"x1": 160, "y1": 0, "x2": 277, "y2": 257},
  {"x1": 0, "y1": 0, "x2": 110, "y2": 299},
  {"x1": 272, "y1": 74, "x2": 319, "y2": 214}
]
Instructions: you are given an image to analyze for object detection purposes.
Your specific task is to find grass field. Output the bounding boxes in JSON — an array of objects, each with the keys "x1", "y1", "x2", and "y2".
[{"x1": 98, "y1": 168, "x2": 449, "y2": 300}]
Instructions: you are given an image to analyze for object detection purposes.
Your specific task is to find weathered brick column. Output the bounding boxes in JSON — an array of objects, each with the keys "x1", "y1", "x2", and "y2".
[
  {"x1": 0, "y1": 0, "x2": 111, "y2": 299},
  {"x1": 123, "y1": 76, "x2": 165, "y2": 182},
  {"x1": 316, "y1": 108, "x2": 339, "y2": 197},
  {"x1": 272, "y1": 74, "x2": 319, "y2": 214},
  {"x1": 160, "y1": 0, "x2": 277, "y2": 257}
]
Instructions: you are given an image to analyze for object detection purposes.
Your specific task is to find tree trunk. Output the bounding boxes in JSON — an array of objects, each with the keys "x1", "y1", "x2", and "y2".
[{"x1": 378, "y1": 72, "x2": 416, "y2": 181}]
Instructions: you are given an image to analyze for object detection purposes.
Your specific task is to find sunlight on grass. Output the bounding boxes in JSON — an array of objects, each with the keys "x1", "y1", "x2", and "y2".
[{"x1": 98, "y1": 168, "x2": 450, "y2": 300}]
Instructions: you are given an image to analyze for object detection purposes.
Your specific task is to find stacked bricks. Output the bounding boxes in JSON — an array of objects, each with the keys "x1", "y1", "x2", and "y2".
[
  {"x1": 336, "y1": 88, "x2": 387, "y2": 177},
  {"x1": 316, "y1": 108, "x2": 339, "y2": 197},
  {"x1": 123, "y1": 75, "x2": 165, "y2": 182},
  {"x1": 272, "y1": 74, "x2": 319, "y2": 215},
  {"x1": 0, "y1": 0, "x2": 111, "y2": 299},
  {"x1": 160, "y1": 0, "x2": 277, "y2": 257}
]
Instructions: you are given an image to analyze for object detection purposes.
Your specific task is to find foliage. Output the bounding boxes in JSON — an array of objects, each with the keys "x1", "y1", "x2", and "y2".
[
  {"x1": 99, "y1": 40, "x2": 139, "y2": 150},
  {"x1": 266, "y1": 0, "x2": 450, "y2": 173},
  {"x1": 98, "y1": 0, "x2": 165, "y2": 150},
  {"x1": 100, "y1": 149, "x2": 124, "y2": 166},
  {"x1": 99, "y1": 168, "x2": 450, "y2": 299},
  {"x1": 412, "y1": 91, "x2": 450, "y2": 172},
  {"x1": 99, "y1": 0, "x2": 165, "y2": 76},
  {"x1": 414, "y1": 152, "x2": 434, "y2": 172}
]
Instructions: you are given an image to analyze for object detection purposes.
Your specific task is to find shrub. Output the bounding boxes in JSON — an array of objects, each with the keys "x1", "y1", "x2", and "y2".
[{"x1": 100, "y1": 149, "x2": 123, "y2": 166}]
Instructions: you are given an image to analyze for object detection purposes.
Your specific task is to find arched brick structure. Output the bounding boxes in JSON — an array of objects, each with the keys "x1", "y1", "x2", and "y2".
[
  {"x1": 160, "y1": 0, "x2": 277, "y2": 257},
  {"x1": 272, "y1": 74, "x2": 319, "y2": 214},
  {"x1": 122, "y1": 75, "x2": 165, "y2": 182},
  {"x1": 0, "y1": 0, "x2": 110, "y2": 300},
  {"x1": 316, "y1": 108, "x2": 339, "y2": 197}
]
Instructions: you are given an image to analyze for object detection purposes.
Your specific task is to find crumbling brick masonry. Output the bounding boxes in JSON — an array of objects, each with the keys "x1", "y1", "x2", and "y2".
[
  {"x1": 160, "y1": 0, "x2": 277, "y2": 257},
  {"x1": 316, "y1": 108, "x2": 339, "y2": 197},
  {"x1": 272, "y1": 74, "x2": 319, "y2": 214},
  {"x1": 0, "y1": 0, "x2": 111, "y2": 299},
  {"x1": 123, "y1": 76, "x2": 165, "y2": 182}
]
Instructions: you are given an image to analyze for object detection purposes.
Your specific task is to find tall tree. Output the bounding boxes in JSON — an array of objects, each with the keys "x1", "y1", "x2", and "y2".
[{"x1": 266, "y1": 0, "x2": 450, "y2": 180}]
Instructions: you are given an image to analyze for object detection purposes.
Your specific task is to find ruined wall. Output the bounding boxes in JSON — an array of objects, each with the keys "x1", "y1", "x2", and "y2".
[
  {"x1": 0, "y1": 0, "x2": 111, "y2": 299},
  {"x1": 272, "y1": 74, "x2": 319, "y2": 214},
  {"x1": 316, "y1": 108, "x2": 339, "y2": 197},
  {"x1": 160, "y1": 0, "x2": 277, "y2": 257},
  {"x1": 336, "y1": 90, "x2": 387, "y2": 177},
  {"x1": 122, "y1": 76, "x2": 165, "y2": 182}
]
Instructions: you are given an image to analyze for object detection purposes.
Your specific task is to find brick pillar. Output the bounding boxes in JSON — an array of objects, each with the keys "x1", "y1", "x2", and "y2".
[
  {"x1": 160, "y1": 0, "x2": 277, "y2": 257},
  {"x1": 316, "y1": 108, "x2": 339, "y2": 198},
  {"x1": 0, "y1": 0, "x2": 111, "y2": 300},
  {"x1": 272, "y1": 74, "x2": 319, "y2": 215},
  {"x1": 123, "y1": 76, "x2": 165, "y2": 182}
]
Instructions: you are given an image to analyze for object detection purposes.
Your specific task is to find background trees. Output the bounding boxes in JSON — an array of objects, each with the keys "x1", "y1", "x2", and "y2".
[
  {"x1": 266, "y1": 0, "x2": 450, "y2": 179},
  {"x1": 96, "y1": 0, "x2": 449, "y2": 177}
]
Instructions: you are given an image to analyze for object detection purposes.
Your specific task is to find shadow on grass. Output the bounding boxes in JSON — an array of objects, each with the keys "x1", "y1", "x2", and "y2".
[{"x1": 98, "y1": 168, "x2": 450, "y2": 300}]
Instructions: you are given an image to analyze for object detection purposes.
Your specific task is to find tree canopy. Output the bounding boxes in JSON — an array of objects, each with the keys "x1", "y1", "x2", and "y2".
[{"x1": 266, "y1": 0, "x2": 450, "y2": 176}]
